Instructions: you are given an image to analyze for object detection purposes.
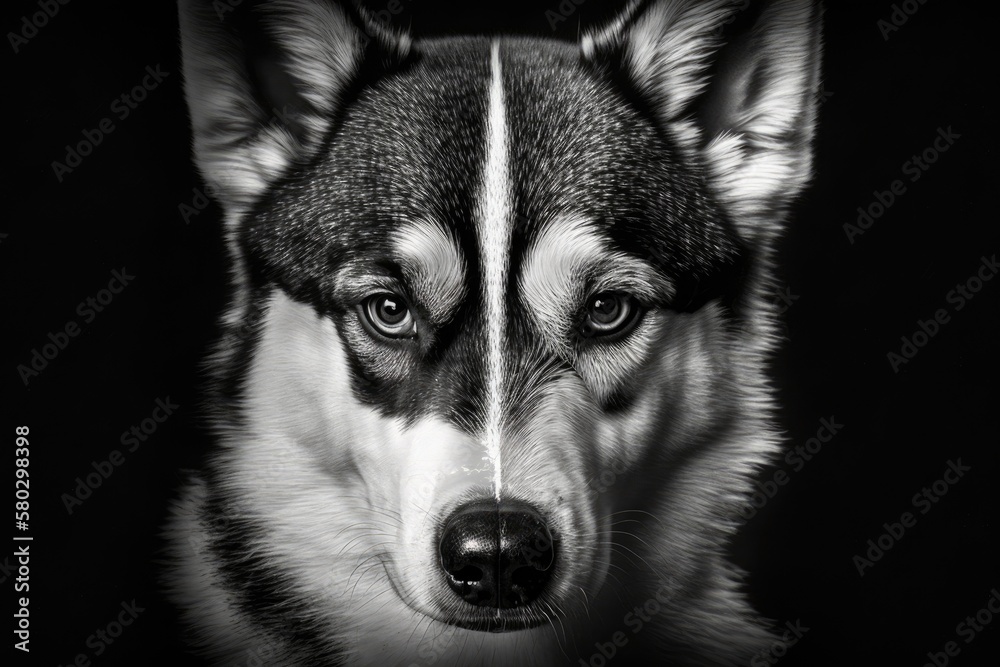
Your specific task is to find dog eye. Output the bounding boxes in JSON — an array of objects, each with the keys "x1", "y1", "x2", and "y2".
[
  {"x1": 360, "y1": 293, "x2": 417, "y2": 339},
  {"x1": 581, "y1": 292, "x2": 641, "y2": 339}
]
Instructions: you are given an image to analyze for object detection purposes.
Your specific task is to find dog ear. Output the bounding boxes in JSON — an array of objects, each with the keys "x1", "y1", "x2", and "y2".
[
  {"x1": 178, "y1": 0, "x2": 410, "y2": 216},
  {"x1": 583, "y1": 0, "x2": 822, "y2": 243}
]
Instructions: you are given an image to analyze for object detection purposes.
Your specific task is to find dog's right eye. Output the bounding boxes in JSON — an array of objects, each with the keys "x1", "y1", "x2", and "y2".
[
  {"x1": 359, "y1": 293, "x2": 417, "y2": 339},
  {"x1": 580, "y1": 292, "x2": 643, "y2": 340}
]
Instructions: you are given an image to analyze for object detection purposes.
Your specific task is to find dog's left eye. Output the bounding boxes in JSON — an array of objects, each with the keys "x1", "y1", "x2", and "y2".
[
  {"x1": 360, "y1": 293, "x2": 417, "y2": 339},
  {"x1": 581, "y1": 292, "x2": 642, "y2": 339}
]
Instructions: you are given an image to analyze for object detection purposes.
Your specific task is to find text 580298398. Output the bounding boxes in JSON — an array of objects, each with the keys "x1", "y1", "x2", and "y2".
[{"x1": 14, "y1": 425, "x2": 31, "y2": 654}]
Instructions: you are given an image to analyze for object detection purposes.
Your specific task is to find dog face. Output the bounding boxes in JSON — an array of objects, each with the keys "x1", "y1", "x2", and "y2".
[{"x1": 174, "y1": 0, "x2": 820, "y2": 663}]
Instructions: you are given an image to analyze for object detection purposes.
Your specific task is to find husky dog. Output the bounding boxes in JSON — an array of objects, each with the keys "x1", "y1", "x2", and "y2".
[{"x1": 167, "y1": 0, "x2": 821, "y2": 664}]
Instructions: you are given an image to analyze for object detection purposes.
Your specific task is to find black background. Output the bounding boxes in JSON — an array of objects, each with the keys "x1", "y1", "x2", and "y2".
[{"x1": 4, "y1": 0, "x2": 998, "y2": 665}]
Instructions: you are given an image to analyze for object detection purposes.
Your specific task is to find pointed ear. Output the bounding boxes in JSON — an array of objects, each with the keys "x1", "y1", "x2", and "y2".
[
  {"x1": 583, "y1": 0, "x2": 822, "y2": 243},
  {"x1": 178, "y1": 0, "x2": 410, "y2": 216}
]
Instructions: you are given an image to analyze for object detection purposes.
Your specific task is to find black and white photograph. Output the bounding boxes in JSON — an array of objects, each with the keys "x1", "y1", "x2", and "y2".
[{"x1": 5, "y1": 1, "x2": 997, "y2": 665}]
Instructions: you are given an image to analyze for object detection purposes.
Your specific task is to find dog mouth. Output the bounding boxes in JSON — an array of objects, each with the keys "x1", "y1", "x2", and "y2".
[
  {"x1": 382, "y1": 557, "x2": 554, "y2": 633},
  {"x1": 444, "y1": 611, "x2": 549, "y2": 633},
  {"x1": 438, "y1": 556, "x2": 558, "y2": 633}
]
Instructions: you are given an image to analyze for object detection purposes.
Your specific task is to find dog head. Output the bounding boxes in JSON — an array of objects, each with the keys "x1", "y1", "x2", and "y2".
[{"x1": 179, "y1": 0, "x2": 820, "y2": 662}]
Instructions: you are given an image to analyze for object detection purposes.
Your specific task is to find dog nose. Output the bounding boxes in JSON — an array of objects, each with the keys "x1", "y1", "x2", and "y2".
[{"x1": 439, "y1": 499, "x2": 555, "y2": 609}]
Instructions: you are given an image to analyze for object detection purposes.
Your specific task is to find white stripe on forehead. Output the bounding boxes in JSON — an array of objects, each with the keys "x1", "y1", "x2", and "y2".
[{"x1": 478, "y1": 42, "x2": 512, "y2": 501}]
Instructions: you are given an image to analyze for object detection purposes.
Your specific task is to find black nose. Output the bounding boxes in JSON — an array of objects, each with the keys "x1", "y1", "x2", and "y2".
[{"x1": 439, "y1": 499, "x2": 555, "y2": 609}]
